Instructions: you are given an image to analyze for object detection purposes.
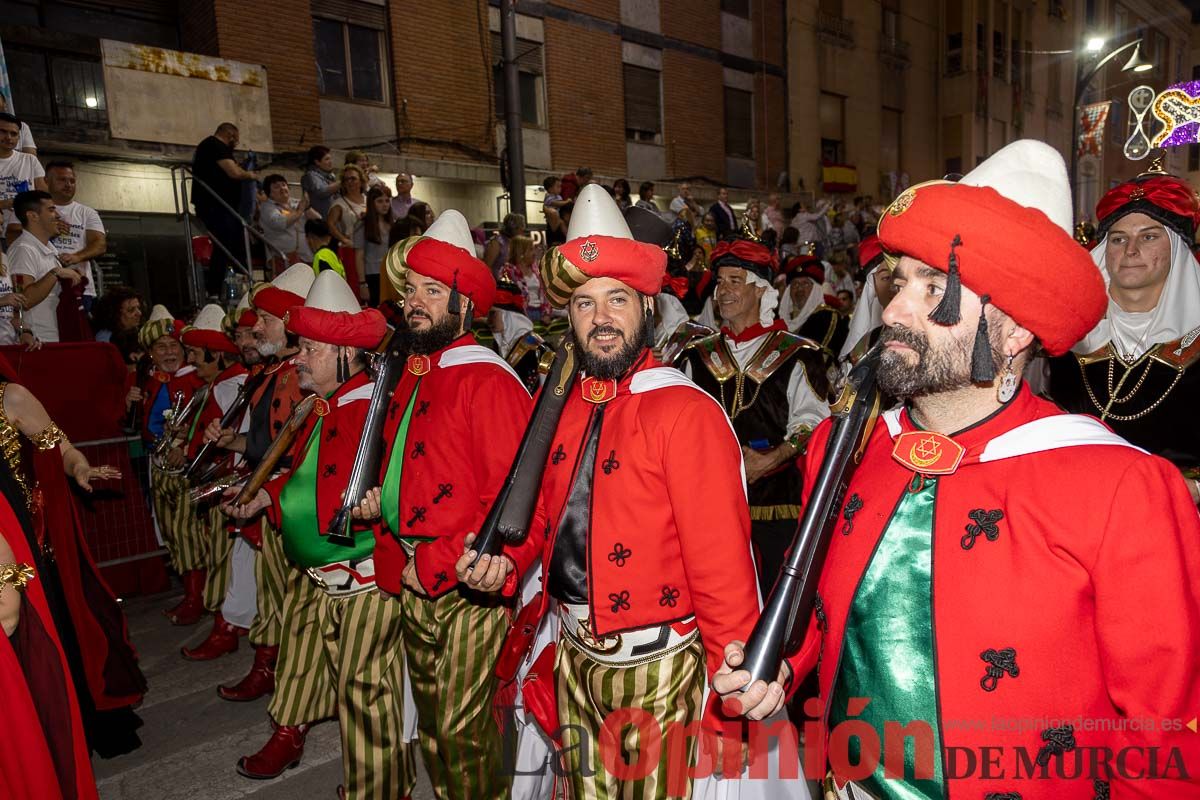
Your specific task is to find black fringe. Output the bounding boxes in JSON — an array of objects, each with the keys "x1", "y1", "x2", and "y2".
[
  {"x1": 971, "y1": 294, "x2": 995, "y2": 383},
  {"x1": 929, "y1": 234, "x2": 964, "y2": 325}
]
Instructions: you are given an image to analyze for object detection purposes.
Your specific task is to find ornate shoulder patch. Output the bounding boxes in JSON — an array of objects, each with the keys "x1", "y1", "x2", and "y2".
[
  {"x1": 745, "y1": 331, "x2": 816, "y2": 384},
  {"x1": 664, "y1": 321, "x2": 716, "y2": 367},
  {"x1": 694, "y1": 334, "x2": 737, "y2": 382},
  {"x1": 1156, "y1": 325, "x2": 1200, "y2": 368}
]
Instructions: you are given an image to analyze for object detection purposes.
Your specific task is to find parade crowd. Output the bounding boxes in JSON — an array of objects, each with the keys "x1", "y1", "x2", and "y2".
[{"x1": 1, "y1": 117, "x2": 1198, "y2": 800}]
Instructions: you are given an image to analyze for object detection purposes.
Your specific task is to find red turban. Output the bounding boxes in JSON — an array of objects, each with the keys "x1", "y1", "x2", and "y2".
[
  {"x1": 286, "y1": 306, "x2": 387, "y2": 348},
  {"x1": 858, "y1": 234, "x2": 884, "y2": 268},
  {"x1": 181, "y1": 326, "x2": 238, "y2": 354},
  {"x1": 711, "y1": 240, "x2": 779, "y2": 281},
  {"x1": 1096, "y1": 175, "x2": 1200, "y2": 244},
  {"x1": 405, "y1": 238, "x2": 496, "y2": 315},
  {"x1": 541, "y1": 235, "x2": 666, "y2": 307}
]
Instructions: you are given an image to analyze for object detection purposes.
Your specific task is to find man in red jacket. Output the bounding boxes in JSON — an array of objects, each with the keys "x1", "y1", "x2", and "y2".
[
  {"x1": 462, "y1": 184, "x2": 761, "y2": 799},
  {"x1": 714, "y1": 141, "x2": 1200, "y2": 799},
  {"x1": 353, "y1": 220, "x2": 541, "y2": 800}
]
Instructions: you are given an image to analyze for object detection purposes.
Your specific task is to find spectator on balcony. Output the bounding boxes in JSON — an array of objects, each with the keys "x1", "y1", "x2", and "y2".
[
  {"x1": 191, "y1": 122, "x2": 258, "y2": 299},
  {"x1": 669, "y1": 181, "x2": 702, "y2": 218},
  {"x1": 483, "y1": 212, "x2": 525, "y2": 277},
  {"x1": 542, "y1": 175, "x2": 568, "y2": 245},
  {"x1": 694, "y1": 210, "x2": 718, "y2": 260},
  {"x1": 344, "y1": 150, "x2": 384, "y2": 191},
  {"x1": 389, "y1": 171, "x2": 423, "y2": 219},
  {"x1": 45, "y1": 161, "x2": 106, "y2": 313},
  {"x1": 362, "y1": 186, "x2": 394, "y2": 306},
  {"x1": 9, "y1": 191, "x2": 85, "y2": 345},
  {"x1": 790, "y1": 197, "x2": 831, "y2": 254},
  {"x1": 707, "y1": 186, "x2": 737, "y2": 240},
  {"x1": 612, "y1": 178, "x2": 632, "y2": 210},
  {"x1": 300, "y1": 145, "x2": 340, "y2": 219},
  {"x1": 0, "y1": 96, "x2": 35, "y2": 154},
  {"x1": 326, "y1": 164, "x2": 368, "y2": 296},
  {"x1": 259, "y1": 173, "x2": 316, "y2": 273},
  {"x1": 407, "y1": 201, "x2": 434, "y2": 232},
  {"x1": 762, "y1": 192, "x2": 786, "y2": 238},
  {"x1": 0, "y1": 113, "x2": 46, "y2": 243},
  {"x1": 635, "y1": 181, "x2": 658, "y2": 213}
]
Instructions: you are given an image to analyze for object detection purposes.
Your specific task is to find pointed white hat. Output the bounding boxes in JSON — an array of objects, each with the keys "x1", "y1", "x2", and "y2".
[
  {"x1": 567, "y1": 184, "x2": 632, "y2": 240},
  {"x1": 385, "y1": 208, "x2": 477, "y2": 296},
  {"x1": 959, "y1": 139, "x2": 1072, "y2": 234},
  {"x1": 287, "y1": 270, "x2": 387, "y2": 347},
  {"x1": 253, "y1": 263, "x2": 317, "y2": 318},
  {"x1": 146, "y1": 304, "x2": 173, "y2": 324}
]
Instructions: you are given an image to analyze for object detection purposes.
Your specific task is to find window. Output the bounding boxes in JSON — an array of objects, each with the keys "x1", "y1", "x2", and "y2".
[
  {"x1": 1024, "y1": 39, "x2": 1032, "y2": 91},
  {"x1": 1011, "y1": 10, "x2": 1022, "y2": 87},
  {"x1": 819, "y1": 0, "x2": 843, "y2": 16},
  {"x1": 992, "y1": 1, "x2": 1007, "y2": 79},
  {"x1": 946, "y1": 1, "x2": 963, "y2": 73},
  {"x1": 882, "y1": 0, "x2": 899, "y2": 40},
  {"x1": 720, "y1": 0, "x2": 750, "y2": 18},
  {"x1": 7, "y1": 46, "x2": 105, "y2": 126},
  {"x1": 623, "y1": 64, "x2": 662, "y2": 143},
  {"x1": 313, "y1": 17, "x2": 386, "y2": 102},
  {"x1": 491, "y1": 33, "x2": 545, "y2": 127},
  {"x1": 942, "y1": 115, "x2": 963, "y2": 177},
  {"x1": 724, "y1": 87, "x2": 754, "y2": 159},
  {"x1": 819, "y1": 91, "x2": 845, "y2": 163},
  {"x1": 1152, "y1": 31, "x2": 1168, "y2": 80}
]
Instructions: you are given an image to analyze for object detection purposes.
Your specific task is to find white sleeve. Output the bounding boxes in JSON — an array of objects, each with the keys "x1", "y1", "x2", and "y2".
[
  {"x1": 786, "y1": 361, "x2": 830, "y2": 436},
  {"x1": 84, "y1": 206, "x2": 105, "y2": 233},
  {"x1": 17, "y1": 123, "x2": 35, "y2": 152},
  {"x1": 7, "y1": 245, "x2": 36, "y2": 279},
  {"x1": 213, "y1": 373, "x2": 247, "y2": 413},
  {"x1": 29, "y1": 156, "x2": 44, "y2": 180}
]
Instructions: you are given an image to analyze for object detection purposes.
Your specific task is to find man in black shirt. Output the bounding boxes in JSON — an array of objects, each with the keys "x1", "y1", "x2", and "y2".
[{"x1": 192, "y1": 122, "x2": 257, "y2": 298}]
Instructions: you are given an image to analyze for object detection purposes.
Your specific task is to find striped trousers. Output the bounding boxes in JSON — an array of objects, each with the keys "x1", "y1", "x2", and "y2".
[
  {"x1": 401, "y1": 588, "x2": 509, "y2": 800},
  {"x1": 556, "y1": 634, "x2": 706, "y2": 800},
  {"x1": 249, "y1": 518, "x2": 289, "y2": 647},
  {"x1": 270, "y1": 571, "x2": 416, "y2": 799},
  {"x1": 151, "y1": 468, "x2": 208, "y2": 573},
  {"x1": 202, "y1": 508, "x2": 234, "y2": 612}
]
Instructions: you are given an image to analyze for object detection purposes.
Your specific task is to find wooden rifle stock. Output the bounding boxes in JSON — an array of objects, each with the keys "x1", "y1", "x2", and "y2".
[
  {"x1": 184, "y1": 368, "x2": 270, "y2": 481},
  {"x1": 324, "y1": 333, "x2": 405, "y2": 547},
  {"x1": 739, "y1": 344, "x2": 883, "y2": 687},
  {"x1": 468, "y1": 340, "x2": 579, "y2": 567},
  {"x1": 233, "y1": 395, "x2": 317, "y2": 506}
]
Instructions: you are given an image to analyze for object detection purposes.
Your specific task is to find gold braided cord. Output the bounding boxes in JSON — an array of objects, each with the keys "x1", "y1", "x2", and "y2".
[
  {"x1": 1078, "y1": 348, "x2": 1185, "y2": 422},
  {"x1": 30, "y1": 421, "x2": 66, "y2": 451},
  {"x1": 0, "y1": 384, "x2": 29, "y2": 506}
]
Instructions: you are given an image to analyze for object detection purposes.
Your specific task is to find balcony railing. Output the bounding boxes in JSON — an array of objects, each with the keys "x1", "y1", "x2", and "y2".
[
  {"x1": 816, "y1": 11, "x2": 855, "y2": 49},
  {"x1": 879, "y1": 36, "x2": 911, "y2": 70},
  {"x1": 6, "y1": 43, "x2": 107, "y2": 128}
]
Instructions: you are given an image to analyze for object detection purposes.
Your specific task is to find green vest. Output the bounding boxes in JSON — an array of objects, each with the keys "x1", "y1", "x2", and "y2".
[
  {"x1": 827, "y1": 477, "x2": 947, "y2": 799},
  {"x1": 279, "y1": 414, "x2": 374, "y2": 568},
  {"x1": 380, "y1": 380, "x2": 421, "y2": 537},
  {"x1": 312, "y1": 245, "x2": 346, "y2": 278}
]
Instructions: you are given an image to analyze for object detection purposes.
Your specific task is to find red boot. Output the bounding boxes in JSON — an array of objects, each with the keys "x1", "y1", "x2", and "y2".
[
  {"x1": 164, "y1": 569, "x2": 208, "y2": 625},
  {"x1": 218, "y1": 644, "x2": 277, "y2": 701},
  {"x1": 181, "y1": 612, "x2": 247, "y2": 661},
  {"x1": 236, "y1": 722, "x2": 309, "y2": 779}
]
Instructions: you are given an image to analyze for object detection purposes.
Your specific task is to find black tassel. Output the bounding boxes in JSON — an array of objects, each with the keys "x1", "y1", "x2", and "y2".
[
  {"x1": 337, "y1": 347, "x2": 349, "y2": 383},
  {"x1": 929, "y1": 234, "x2": 964, "y2": 326},
  {"x1": 448, "y1": 272, "x2": 462, "y2": 316},
  {"x1": 971, "y1": 294, "x2": 995, "y2": 383}
]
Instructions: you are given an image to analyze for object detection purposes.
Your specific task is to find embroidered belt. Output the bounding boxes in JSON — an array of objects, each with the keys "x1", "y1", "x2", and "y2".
[
  {"x1": 306, "y1": 555, "x2": 377, "y2": 597},
  {"x1": 558, "y1": 602, "x2": 697, "y2": 666}
]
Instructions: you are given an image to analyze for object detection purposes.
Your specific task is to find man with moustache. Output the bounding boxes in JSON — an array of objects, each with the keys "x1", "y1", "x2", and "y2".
[
  {"x1": 225, "y1": 271, "x2": 414, "y2": 800},
  {"x1": 460, "y1": 185, "x2": 761, "y2": 799},
  {"x1": 350, "y1": 216, "x2": 542, "y2": 800},
  {"x1": 174, "y1": 304, "x2": 248, "y2": 640},
  {"x1": 1048, "y1": 159, "x2": 1200, "y2": 497},
  {"x1": 714, "y1": 141, "x2": 1200, "y2": 799},
  {"x1": 136, "y1": 304, "x2": 206, "y2": 620}
]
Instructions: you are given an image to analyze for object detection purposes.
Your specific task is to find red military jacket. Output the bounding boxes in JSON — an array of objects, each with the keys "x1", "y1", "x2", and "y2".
[
  {"x1": 250, "y1": 357, "x2": 308, "y2": 442},
  {"x1": 186, "y1": 362, "x2": 248, "y2": 459},
  {"x1": 140, "y1": 365, "x2": 204, "y2": 443},
  {"x1": 787, "y1": 385, "x2": 1200, "y2": 798},
  {"x1": 372, "y1": 335, "x2": 545, "y2": 598},
  {"x1": 535, "y1": 355, "x2": 760, "y2": 732},
  {"x1": 263, "y1": 371, "x2": 378, "y2": 552}
]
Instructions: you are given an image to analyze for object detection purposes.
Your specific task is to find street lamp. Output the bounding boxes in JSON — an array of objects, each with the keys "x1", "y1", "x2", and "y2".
[{"x1": 1069, "y1": 38, "x2": 1153, "y2": 220}]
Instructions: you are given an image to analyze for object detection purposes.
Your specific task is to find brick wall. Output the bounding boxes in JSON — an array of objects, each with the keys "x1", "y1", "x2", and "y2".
[
  {"x1": 547, "y1": 0, "x2": 620, "y2": 24},
  {"x1": 662, "y1": 49, "x2": 724, "y2": 182},
  {"x1": 755, "y1": 73, "x2": 787, "y2": 188},
  {"x1": 543, "y1": 17, "x2": 626, "y2": 175},
  {"x1": 388, "y1": 0, "x2": 496, "y2": 164},
  {"x1": 178, "y1": 2, "x2": 218, "y2": 57},
  {"x1": 661, "y1": 0, "x2": 721, "y2": 51},
  {"x1": 208, "y1": 0, "x2": 323, "y2": 154},
  {"x1": 753, "y1": 0, "x2": 786, "y2": 67}
]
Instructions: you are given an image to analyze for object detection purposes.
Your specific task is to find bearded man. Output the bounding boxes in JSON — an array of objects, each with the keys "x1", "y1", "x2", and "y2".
[{"x1": 714, "y1": 140, "x2": 1200, "y2": 799}]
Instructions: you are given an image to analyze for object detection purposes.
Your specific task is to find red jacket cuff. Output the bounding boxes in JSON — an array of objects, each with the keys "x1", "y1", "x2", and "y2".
[{"x1": 414, "y1": 539, "x2": 460, "y2": 598}]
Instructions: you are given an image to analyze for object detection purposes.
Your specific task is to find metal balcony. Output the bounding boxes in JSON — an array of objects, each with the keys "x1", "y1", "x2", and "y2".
[
  {"x1": 816, "y1": 11, "x2": 855, "y2": 49},
  {"x1": 879, "y1": 35, "x2": 911, "y2": 70}
]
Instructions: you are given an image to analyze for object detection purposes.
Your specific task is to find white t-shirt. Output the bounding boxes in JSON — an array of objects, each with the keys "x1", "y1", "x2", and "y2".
[
  {"x1": 8, "y1": 230, "x2": 61, "y2": 342},
  {"x1": 0, "y1": 151, "x2": 44, "y2": 228},
  {"x1": 51, "y1": 200, "x2": 105, "y2": 298},
  {"x1": 0, "y1": 259, "x2": 16, "y2": 346},
  {"x1": 17, "y1": 122, "x2": 35, "y2": 153}
]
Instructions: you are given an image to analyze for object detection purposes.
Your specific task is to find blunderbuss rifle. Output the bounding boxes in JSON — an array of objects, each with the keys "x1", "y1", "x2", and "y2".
[
  {"x1": 468, "y1": 339, "x2": 579, "y2": 567},
  {"x1": 232, "y1": 395, "x2": 318, "y2": 507},
  {"x1": 183, "y1": 367, "x2": 271, "y2": 483},
  {"x1": 739, "y1": 343, "x2": 883, "y2": 687},
  {"x1": 324, "y1": 329, "x2": 406, "y2": 547},
  {"x1": 152, "y1": 389, "x2": 203, "y2": 461}
]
